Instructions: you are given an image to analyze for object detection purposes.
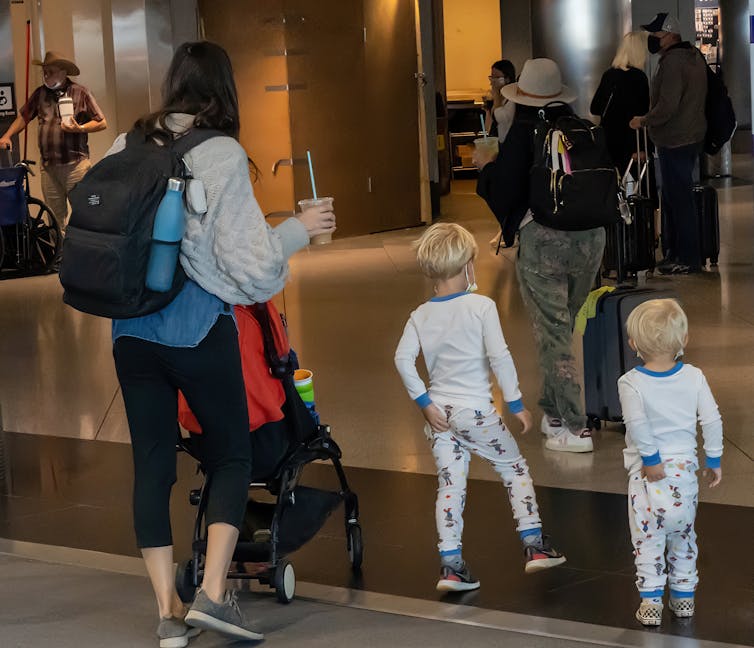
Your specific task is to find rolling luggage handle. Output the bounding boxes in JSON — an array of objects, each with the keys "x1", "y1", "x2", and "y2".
[
  {"x1": 621, "y1": 128, "x2": 651, "y2": 201},
  {"x1": 609, "y1": 127, "x2": 655, "y2": 285}
]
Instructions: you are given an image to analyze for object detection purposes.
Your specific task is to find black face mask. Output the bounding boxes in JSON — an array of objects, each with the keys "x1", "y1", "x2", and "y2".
[{"x1": 647, "y1": 35, "x2": 662, "y2": 54}]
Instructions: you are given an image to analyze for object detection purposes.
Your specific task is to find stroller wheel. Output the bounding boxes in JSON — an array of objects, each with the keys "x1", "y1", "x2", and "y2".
[
  {"x1": 175, "y1": 559, "x2": 198, "y2": 604},
  {"x1": 274, "y1": 558, "x2": 296, "y2": 604},
  {"x1": 347, "y1": 524, "x2": 364, "y2": 570}
]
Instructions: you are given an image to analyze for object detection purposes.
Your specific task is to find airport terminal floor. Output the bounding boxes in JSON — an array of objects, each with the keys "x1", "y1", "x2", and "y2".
[{"x1": 1, "y1": 157, "x2": 753, "y2": 647}]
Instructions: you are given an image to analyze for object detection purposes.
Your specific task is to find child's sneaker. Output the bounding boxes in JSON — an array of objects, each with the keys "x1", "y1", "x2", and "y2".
[
  {"x1": 436, "y1": 563, "x2": 480, "y2": 592},
  {"x1": 524, "y1": 538, "x2": 567, "y2": 573},
  {"x1": 669, "y1": 597, "x2": 695, "y2": 618},
  {"x1": 545, "y1": 428, "x2": 593, "y2": 453},
  {"x1": 635, "y1": 601, "x2": 663, "y2": 626},
  {"x1": 540, "y1": 415, "x2": 563, "y2": 438}
]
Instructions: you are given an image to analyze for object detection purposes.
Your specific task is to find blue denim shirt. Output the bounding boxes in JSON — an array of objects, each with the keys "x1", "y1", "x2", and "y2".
[{"x1": 112, "y1": 279, "x2": 234, "y2": 347}]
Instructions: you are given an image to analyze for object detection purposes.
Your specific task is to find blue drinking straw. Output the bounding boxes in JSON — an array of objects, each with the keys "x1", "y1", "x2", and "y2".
[
  {"x1": 479, "y1": 114, "x2": 487, "y2": 138},
  {"x1": 306, "y1": 150, "x2": 318, "y2": 199}
]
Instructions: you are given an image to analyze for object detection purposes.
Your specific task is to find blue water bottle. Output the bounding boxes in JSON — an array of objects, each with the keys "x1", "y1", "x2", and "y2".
[{"x1": 146, "y1": 177, "x2": 185, "y2": 292}]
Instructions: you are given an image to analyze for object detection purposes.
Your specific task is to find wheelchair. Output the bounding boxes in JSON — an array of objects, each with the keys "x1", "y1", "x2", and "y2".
[{"x1": 0, "y1": 152, "x2": 62, "y2": 275}]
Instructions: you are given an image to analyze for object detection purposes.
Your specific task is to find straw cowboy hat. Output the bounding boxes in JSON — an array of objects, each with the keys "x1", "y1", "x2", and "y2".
[
  {"x1": 32, "y1": 51, "x2": 80, "y2": 76},
  {"x1": 501, "y1": 58, "x2": 576, "y2": 107}
]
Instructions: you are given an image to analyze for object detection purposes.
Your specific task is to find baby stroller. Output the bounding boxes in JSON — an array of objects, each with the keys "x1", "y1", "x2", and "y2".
[{"x1": 175, "y1": 302, "x2": 363, "y2": 604}]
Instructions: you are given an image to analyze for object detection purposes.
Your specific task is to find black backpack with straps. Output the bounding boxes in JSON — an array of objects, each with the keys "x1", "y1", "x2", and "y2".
[
  {"x1": 700, "y1": 56, "x2": 736, "y2": 155},
  {"x1": 529, "y1": 101, "x2": 620, "y2": 231},
  {"x1": 60, "y1": 127, "x2": 223, "y2": 318}
]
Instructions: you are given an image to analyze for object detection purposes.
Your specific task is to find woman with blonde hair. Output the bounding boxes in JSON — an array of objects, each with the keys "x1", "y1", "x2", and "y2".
[{"x1": 591, "y1": 31, "x2": 652, "y2": 172}]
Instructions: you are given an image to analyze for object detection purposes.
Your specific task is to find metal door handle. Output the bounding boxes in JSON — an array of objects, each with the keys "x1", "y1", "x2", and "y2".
[{"x1": 272, "y1": 157, "x2": 306, "y2": 175}]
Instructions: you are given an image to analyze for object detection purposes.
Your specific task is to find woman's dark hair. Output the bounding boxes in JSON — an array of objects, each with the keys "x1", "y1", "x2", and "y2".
[
  {"x1": 491, "y1": 59, "x2": 516, "y2": 83},
  {"x1": 135, "y1": 41, "x2": 241, "y2": 140},
  {"x1": 135, "y1": 41, "x2": 260, "y2": 177}
]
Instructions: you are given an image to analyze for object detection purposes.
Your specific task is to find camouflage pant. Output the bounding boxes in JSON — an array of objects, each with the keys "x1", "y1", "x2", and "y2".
[{"x1": 516, "y1": 220, "x2": 605, "y2": 431}]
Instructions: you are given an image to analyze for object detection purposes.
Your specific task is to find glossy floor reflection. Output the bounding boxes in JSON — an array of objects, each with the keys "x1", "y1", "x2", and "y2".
[
  {"x1": 2, "y1": 158, "x2": 754, "y2": 646},
  {"x1": 1, "y1": 158, "x2": 753, "y2": 507},
  {"x1": 0, "y1": 431, "x2": 752, "y2": 645}
]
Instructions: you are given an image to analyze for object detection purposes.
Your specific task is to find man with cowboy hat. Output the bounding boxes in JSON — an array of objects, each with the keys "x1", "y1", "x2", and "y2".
[
  {"x1": 473, "y1": 57, "x2": 604, "y2": 454},
  {"x1": 0, "y1": 51, "x2": 107, "y2": 236}
]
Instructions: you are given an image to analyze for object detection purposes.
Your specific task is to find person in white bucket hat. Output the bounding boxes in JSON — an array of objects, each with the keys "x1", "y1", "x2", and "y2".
[
  {"x1": 499, "y1": 58, "x2": 577, "y2": 107},
  {"x1": 473, "y1": 58, "x2": 604, "y2": 454}
]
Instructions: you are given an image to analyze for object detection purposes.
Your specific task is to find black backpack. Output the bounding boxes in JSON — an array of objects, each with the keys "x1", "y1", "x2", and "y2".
[
  {"x1": 701, "y1": 57, "x2": 736, "y2": 155},
  {"x1": 60, "y1": 127, "x2": 223, "y2": 318},
  {"x1": 529, "y1": 102, "x2": 619, "y2": 231}
]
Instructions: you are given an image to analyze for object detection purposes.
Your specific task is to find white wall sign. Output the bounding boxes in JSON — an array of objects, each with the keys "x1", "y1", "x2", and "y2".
[{"x1": 0, "y1": 83, "x2": 16, "y2": 118}]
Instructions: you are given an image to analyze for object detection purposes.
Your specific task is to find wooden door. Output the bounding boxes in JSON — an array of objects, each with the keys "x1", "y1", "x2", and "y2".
[
  {"x1": 362, "y1": 0, "x2": 421, "y2": 232},
  {"x1": 284, "y1": 0, "x2": 421, "y2": 236}
]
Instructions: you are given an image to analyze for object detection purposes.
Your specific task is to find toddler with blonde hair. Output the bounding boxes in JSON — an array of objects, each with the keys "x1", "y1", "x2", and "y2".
[
  {"x1": 619, "y1": 299, "x2": 722, "y2": 626},
  {"x1": 395, "y1": 222, "x2": 566, "y2": 592}
]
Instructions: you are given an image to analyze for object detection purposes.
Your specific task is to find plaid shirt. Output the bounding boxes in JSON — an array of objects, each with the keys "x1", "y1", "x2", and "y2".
[{"x1": 20, "y1": 79, "x2": 105, "y2": 166}]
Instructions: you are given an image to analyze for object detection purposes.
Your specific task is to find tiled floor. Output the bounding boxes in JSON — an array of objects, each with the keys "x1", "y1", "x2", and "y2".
[
  {"x1": 1, "y1": 157, "x2": 753, "y2": 505},
  {"x1": 1, "y1": 555, "x2": 607, "y2": 648},
  {"x1": 1, "y1": 431, "x2": 752, "y2": 645},
  {"x1": 1, "y1": 156, "x2": 753, "y2": 646}
]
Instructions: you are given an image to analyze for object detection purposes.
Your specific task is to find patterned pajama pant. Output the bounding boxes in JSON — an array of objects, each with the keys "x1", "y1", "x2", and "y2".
[
  {"x1": 628, "y1": 456, "x2": 699, "y2": 597},
  {"x1": 430, "y1": 403, "x2": 541, "y2": 553}
]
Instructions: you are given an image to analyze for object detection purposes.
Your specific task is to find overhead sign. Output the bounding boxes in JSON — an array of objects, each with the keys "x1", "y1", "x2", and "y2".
[{"x1": 0, "y1": 83, "x2": 16, "y2": 119}]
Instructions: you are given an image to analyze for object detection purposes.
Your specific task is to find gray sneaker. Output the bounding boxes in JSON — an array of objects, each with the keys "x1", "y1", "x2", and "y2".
[
  {"x1": 184, "y1": 589, "x2": 264, "y2": 641},
  {"x1": 157, "y1": 617, "x2": 201, "y2": 648}
]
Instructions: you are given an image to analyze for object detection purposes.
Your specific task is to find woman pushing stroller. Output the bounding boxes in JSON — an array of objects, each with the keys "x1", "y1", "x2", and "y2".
[{"x1": 108, "y1": 42, "x2": 335, "y2": 646}]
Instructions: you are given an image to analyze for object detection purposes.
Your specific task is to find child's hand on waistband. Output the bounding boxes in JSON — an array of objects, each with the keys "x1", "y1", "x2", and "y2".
[
  {"x1": 422, "y1": 404, "x2": 450, "y2": 433},
  {"x1": 641, "y1": 463, "x2": 666, "y2": 483},
  {"x1": 514, "y1": 409, "x2": 533, "y2": 434},
  {"x1": 704, "y1": 467, "x2": 722, "y2": 488}
]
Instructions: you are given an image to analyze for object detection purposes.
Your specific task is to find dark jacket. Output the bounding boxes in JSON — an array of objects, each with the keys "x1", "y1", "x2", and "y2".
[
  {"x1": 645, "y1": 42, "x2": 707, "y2": 148},
  {"x1": 590, "y1": 67, "x2": 651, "y2": 171},
  {"x1": 476, "y1": 103, "x2": 571, "y2": 247}
]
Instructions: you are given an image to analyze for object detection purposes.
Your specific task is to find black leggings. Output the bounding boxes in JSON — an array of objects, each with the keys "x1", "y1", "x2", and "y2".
[{"x1": 113, "y1": 315, "x2": 251, "y2": 548}]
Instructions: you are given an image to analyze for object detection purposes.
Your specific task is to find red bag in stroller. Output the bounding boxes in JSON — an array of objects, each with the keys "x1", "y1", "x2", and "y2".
[{"x1": 178, "y1": 302, "x2": 289, "y2": 433}]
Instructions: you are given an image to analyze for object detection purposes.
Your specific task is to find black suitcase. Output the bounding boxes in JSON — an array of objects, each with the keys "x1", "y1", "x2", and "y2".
[
  {"x1": 584, "y1": 287, "x2": 678, "y2": 427},
  {"x1": 693, "y1": 184, "x2": 720, "y2": 266},
  {"x1": 603, "y1": 129, "x2": 656, "y2": 283},
  {"x1": 603, "y1": 194, "x2": 655, "y2": 282}
]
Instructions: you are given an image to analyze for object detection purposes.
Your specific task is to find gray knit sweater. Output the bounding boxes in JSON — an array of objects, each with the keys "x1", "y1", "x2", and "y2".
[
  {"x1": 644, "y1": 43, "x2": 707, "y2": 149},
  {"x1": 106, "y1": 114, "x2": 309, "y2": 305}
]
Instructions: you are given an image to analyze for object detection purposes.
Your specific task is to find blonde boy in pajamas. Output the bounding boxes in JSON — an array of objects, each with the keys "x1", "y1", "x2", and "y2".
[
  {"x1": 619, "y1": 299, "x2": 723, "y2": 626},
  {"x1": 395, "y1": 223, "x2": 566, "y2": 592}
]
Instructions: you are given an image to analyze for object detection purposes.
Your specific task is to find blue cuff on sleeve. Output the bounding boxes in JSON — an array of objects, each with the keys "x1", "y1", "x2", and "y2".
[
  {"x1": 705, "y1": 455, "x2": 721, "y2": 469},
  {"x1": 641, "y1": 451, "x2": 662, "y2": 467},
  {"x1": 414, "y1": 392, "x2": 432, "y2": 409},
  {"x1": 506, "y1": 399, "x2": 524, "y2": 414}
]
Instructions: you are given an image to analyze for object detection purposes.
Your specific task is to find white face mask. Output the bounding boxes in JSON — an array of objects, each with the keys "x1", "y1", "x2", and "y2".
[
  {"x1": 44, "y1": 80, "x2": 63, "y2": 90},
  {"x1": 465, "y1": 265, "x2": 478, "y2": 293}
]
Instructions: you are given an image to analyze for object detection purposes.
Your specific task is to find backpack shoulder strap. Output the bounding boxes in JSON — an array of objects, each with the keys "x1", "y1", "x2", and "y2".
[{"x1": 171, "y1": 128, "x2": 227, "y2": 157}]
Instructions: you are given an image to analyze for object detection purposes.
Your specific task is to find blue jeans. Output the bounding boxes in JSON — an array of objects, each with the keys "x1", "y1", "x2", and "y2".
[{"x1": 657, "y1": 143, "x2": 703, "y2": 268}]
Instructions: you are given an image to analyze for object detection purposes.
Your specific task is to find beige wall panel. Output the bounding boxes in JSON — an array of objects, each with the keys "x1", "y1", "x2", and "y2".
[
  {"x1": 443, "y1": 0, "x2": 501, "y2": 95},
  {"x1": 72, "y1": 0, "x2": 118, "y2": 162},
  {"x1": 111, "y1": 0, "x2": 152, "y2": 135}
]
